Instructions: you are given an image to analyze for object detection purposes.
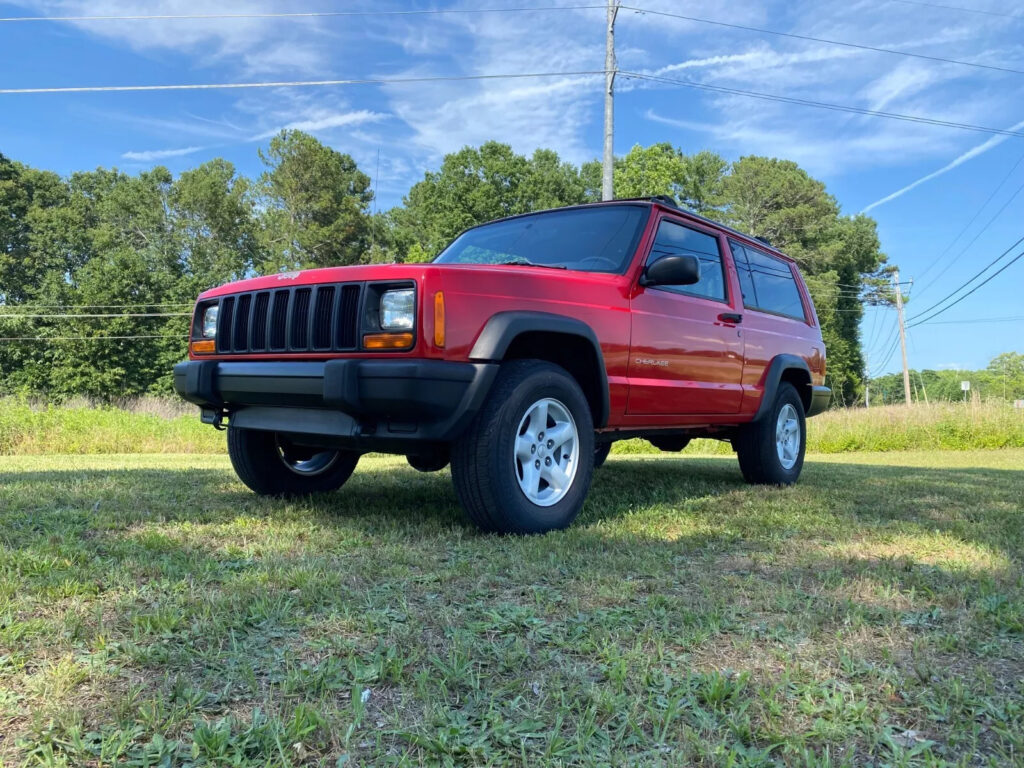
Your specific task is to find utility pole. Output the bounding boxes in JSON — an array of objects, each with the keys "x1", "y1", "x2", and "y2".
[
  {"x1": 602, "y1": 0, "x2": 619, "y2": 201},
  {"x1": 893, "y1": 269, "x2": 912, "y2": 405}
]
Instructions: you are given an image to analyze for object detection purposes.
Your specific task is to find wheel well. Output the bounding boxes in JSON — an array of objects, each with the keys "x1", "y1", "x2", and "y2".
[
  {"x1": 503, "y1": 331, "x2": 605, "y2": 426},
  {"x1": 779, "y1": 367, "x2": 812, "y2": 413}
]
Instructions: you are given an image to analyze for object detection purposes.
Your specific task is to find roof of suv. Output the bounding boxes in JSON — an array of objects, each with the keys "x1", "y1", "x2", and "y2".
[{"x1": 467, "y1": 198, "x2": 793, "y2": 263}]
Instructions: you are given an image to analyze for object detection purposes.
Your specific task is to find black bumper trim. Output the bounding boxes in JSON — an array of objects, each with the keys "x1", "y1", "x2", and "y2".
[
  {"x1": 806, "y1": 385, "x2": 831, "y2": 417},
  {"x1": 174, "y1": 359, "x2": 498, "y2": 446}
]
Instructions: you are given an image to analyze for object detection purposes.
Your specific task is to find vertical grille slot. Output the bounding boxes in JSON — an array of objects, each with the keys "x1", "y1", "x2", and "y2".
[
  {"x1": 251, "y1": 292, "x2": 270, "y2": 351},
  {"x1": 337, "y1": 284, "x2": 361, "y2": 349},
  {"x1": 216, "y1": 297, "x2": 235, "y2": 353},
  {"x1": 233, "y1": 294, "x2": 252, "y2": 352},
  {"x1": 290, "y1": 288, "x2": 312, "y2": 349},
  {"x1": 312, "y1": 286, "x2": 335, "y2": 349},
  {"x1": 270, "y1": 290, "x2": 289, "y2": 350}
]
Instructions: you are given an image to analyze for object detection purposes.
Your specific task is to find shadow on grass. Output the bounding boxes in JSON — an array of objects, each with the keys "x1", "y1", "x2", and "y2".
[{"x1": 3, "y1": 455, "x2": 1022, "y2": 764}]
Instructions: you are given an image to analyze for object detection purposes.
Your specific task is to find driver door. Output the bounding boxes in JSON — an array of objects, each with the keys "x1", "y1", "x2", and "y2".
[{"x1": 627, "y1": 216, "x2": 745, "y2": 415}]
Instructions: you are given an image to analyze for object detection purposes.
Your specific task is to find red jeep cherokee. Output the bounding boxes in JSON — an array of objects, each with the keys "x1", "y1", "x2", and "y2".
[{"x1": 175, "y1": 198, "x2": 829, "y2": 533}]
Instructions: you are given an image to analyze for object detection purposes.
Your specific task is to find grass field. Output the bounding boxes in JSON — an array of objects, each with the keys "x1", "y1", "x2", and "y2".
[
  {"x1": 2, "y1": 399, "x2": 1023, "y2": 456},
  {"x1": 1, "y1": 450, "x2": 1022, "y2": 766}
]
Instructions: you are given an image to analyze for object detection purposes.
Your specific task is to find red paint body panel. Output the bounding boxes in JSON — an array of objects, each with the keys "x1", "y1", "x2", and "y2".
[{"x1": 189, "y1": 201, "x2": 827, "y2": 430}]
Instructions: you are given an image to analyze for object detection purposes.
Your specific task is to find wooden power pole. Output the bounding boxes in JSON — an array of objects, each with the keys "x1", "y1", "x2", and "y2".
[
  {"x1": 893, "y1": 269, "x2": 912, "y2": 405},
  {"x1": 602, "y1": 0, "x2": 619, "y2": 201}
]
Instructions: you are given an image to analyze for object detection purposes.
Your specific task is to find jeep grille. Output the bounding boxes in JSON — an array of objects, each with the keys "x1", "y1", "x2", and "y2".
[{"x1": 212, "y1": 283, "x2": 363, "y2": 354}]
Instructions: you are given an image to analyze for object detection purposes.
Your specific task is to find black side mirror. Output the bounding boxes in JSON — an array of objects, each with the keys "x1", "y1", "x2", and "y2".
[{"x1": 640, "y1": 254, "x2": 700, "y2": 287}]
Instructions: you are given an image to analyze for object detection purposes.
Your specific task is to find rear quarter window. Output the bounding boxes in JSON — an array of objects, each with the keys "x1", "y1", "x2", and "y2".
[{"x1": 729, "y1": 241, "x2": 806, "y2": 321}]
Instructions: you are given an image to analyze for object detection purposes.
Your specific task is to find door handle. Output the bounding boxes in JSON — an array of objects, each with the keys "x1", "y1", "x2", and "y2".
[{"x1": 718, "y1": 312, "x2": 742, "y2": 324}]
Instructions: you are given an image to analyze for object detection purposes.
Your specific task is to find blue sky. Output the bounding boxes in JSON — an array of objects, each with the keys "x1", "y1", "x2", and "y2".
[{"x1": 1, "y1": 0, "x2": 1022, "y2": 376}]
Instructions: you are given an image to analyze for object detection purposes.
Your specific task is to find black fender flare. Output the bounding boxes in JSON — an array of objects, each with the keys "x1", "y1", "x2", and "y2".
[
  {"x1": 469, "y1": 311, "x2": 610, "y2": 427},
  {"x1": 752, "y1": 354, "x2": 812, "y2": 421}
]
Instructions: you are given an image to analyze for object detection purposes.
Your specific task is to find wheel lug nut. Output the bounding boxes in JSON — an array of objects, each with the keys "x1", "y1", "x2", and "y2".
[
  {"x1": 535, "y1": 460, "x2": 541, "y2": 469},
  {"x1": 547, "y1": 439, "x2": 553, "y2": 448},
  {"x1": 538, "y1": 432, "x2": 544, "y2": 439},
  {"x1": 544, "y1": 457, "x2": 551, "y2": 466},
  {"x1": 531, "y1": 444, "x2": 536, "y2": 454}
]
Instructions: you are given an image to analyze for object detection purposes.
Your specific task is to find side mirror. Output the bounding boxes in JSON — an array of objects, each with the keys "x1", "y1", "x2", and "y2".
[{"x1": 640, "y1": 254, "x2": 700, "y2": 287}]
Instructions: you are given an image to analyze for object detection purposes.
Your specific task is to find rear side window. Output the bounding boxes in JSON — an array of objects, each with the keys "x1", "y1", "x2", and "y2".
[
  {"x1": 647, "y1": 219, "x2": 726, "y2": 301},
  {"x1": 729, "y1": 241, "x2": 806, "y2": 321}
]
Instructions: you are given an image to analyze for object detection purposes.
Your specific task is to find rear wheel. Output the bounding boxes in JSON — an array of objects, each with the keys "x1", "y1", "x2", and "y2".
[
  {"x1": 227, "y1": 427, "x2": 360, "y2": 496},
  {"x1": 451, "y1": 360, "x2": 594, "y2": 534},
  {"x1": 734, "y1": 382, "x2": 806, "y2": 485}
]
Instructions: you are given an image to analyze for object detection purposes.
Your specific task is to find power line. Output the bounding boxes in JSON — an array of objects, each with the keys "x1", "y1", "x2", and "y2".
[
  {"x1": 0, "y1": 70, "x2": 606, "y2": 95},
  {"x1": 0, "y1": 302, "x2": 192, "y2": 309},
  {"x1": 885, "y1": 0, "x2": 1023, "y2": 20},
  {"x1": 914, "y1": 173, "x2": 1024, "y2": 296},
  {"x1": 908, "y1": 245, "x2": 1024, "y2": 327},
  {"x1": 0, "y1": 312, "x2": 189, "y2": 319},
  {"x1": 0, "y1": 335, "x2": 187, "y2": 341},
  {"x1": 907, "y1": 233, "x2": 1024, "y2": 322},
  {"x1": 920, "y1": 315, "x2": 1024, "y2": 324},
  {"x1": 620, "y1": 5, "x2": 1024, "y2": 77},
  {"x1": 0, "y1": 5, "x2": 603, "y2": 23},
  {"x1": 622, "y1": 71, "x2": 1024, "y2": 139}
]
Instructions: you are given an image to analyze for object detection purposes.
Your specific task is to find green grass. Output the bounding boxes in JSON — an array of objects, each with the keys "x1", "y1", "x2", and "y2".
[
  {"x1": 1, "y1": 450, "x2": 1022, "y2": 766},
  {"x1": 3, "y1": 399, "x2": 1023, "y2": 456}
]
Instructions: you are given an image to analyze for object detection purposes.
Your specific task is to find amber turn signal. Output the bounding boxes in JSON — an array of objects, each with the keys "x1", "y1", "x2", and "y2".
[
  {"x1": 363, "y1": 332, "x2": 414, "y2": 350},
  {"x1": 433, "y1": 291, "x2": 445, "y2": 348},
  {"x1": 190, "y1": 339, "x2": 216, "y2": 355}
]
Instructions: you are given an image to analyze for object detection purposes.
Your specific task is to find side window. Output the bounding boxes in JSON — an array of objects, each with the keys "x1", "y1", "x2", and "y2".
[
  {"x1": 646, "y1": 219, "x2": 726, "y2": 301},
  {"x1": 743, "y1": 245, "x2": 806, "y2": 320},
  {"x1": 728, "y1": 241, "x2": 758, "y2": 308}
]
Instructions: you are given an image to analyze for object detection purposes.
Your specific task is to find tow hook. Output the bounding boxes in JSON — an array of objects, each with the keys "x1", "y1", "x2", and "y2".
[{"x1": 201, "y1": 408, "x2": 229, "y2": 430}]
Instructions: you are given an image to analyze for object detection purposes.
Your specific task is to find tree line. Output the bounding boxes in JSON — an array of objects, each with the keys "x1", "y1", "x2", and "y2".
[
  {"x1": 1, "y1": 131, "x2": 891, "y2": 403},
  {"x1": 870, "y1": 352, "x2": 1024, "y2": 404}
]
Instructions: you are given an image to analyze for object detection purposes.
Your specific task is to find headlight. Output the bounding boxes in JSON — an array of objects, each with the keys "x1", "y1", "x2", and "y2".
[
  {"x1": 379, "y1": 289, "x2": 415, "y2": 330},
  {"x1": 201, "y1": 305, "x2": 219, "y2": 338}
]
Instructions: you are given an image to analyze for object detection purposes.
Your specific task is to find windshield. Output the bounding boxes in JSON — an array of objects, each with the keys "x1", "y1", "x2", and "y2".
[{"x1": 433, "y1": 205, "x2": 649, "y2": 273}]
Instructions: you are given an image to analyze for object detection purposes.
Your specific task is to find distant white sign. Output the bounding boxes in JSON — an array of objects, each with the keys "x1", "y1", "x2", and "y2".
[{"x1": 961, "y1": 381, "x2": 971, "y2": 391}]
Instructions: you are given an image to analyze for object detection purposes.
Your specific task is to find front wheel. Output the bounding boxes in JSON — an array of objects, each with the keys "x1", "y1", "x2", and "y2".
[
  {"x1": 227, "y1": 428, "x2": 360, "y2": 496},
  {"x1": 734, "y1": 382, "x2": 806, "y2": 485},
  {"x1": 451, "y1": 360, "x2": 595, "y2": 534}
]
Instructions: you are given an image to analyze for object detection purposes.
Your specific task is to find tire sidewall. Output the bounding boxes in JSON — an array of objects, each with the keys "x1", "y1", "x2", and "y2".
[
  {"x1": 483, "y1": 364, "x2": 594, "y2": 533},
  {"x1": 765, "y1": 383, "x2": 806, "y2": 483}
]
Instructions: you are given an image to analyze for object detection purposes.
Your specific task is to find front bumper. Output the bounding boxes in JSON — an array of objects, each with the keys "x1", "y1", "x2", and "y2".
[{"x1": 173, "y1": 359, "x2": 498, "y2": 449}]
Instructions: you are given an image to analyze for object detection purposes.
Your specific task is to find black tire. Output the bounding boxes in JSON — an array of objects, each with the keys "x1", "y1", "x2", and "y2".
[
  {"x1": 406, "y1": 450, "x2": 450, "y2": 473},
  {"x1": 227, "y1": 427, "x2": 360, "y2": 496},
  {"x1": 451, "y1": 360, "x2": 595, "y2": 534},
  {"x1": 593, "y1": 442, "x2": 612, "y2": 469},
  {"x1": 734, "y1": 382, "x2": 806, "y2": 485},
  {"x1": 649, "y1": 436, "x2": 691, "y2": 452}
]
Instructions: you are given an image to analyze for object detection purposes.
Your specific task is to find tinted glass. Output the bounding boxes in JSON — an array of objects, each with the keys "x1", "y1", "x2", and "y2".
[
  {"x1": 729, "y1": 241, "x2": 758, "y2": 307},
  {"x1": 744, "y1": 245, "x2": 806, "y2": 320},
  {"x1": 646, "y1": 219, "x2": 726, "y2": 301},
  {"x1": 433, "y1": 205, "x2": 648, "y2": 273}
]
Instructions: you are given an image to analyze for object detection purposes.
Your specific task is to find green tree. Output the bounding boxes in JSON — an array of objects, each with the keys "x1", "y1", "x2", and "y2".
[
  {"x1": 390, "y1": 142, "x2": 587, "y2": 259},
  {"x1": 719, "y1": 157, "x2": 889, "y2": 403},
  {"x1": 257, "y1": 130, "x2": 372, "y2": 273},
  {"x1": 612, "y1": 144, "x2": 726, "y2": 215}
]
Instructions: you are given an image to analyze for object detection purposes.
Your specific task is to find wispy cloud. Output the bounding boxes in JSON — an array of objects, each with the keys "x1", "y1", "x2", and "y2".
[
  {"x1": 861, "y1": 118, "x2": 1024, "y2": 212},
  {"x1": 251, "y1": 110, "x2": 390, "y2": 141},
  {"x1": 121, "y1": 146, "x2": 206, "y2": 161}
]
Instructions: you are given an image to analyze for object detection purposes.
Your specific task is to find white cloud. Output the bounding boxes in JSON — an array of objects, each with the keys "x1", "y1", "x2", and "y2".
[
  {"x1": 861, "y1": 118, "x2": 1024, "y2": 212},
  {"x1": 121, "y1": 145, "x2": 205, "y2": 161},
  {"x1": 251, "y1": 109, "x2": 389, "y2": 141}
]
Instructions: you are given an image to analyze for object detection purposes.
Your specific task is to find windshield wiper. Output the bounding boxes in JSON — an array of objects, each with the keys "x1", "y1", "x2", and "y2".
[{"x1": 495, "y1": 258, "x2": 567, "y2": 269}]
